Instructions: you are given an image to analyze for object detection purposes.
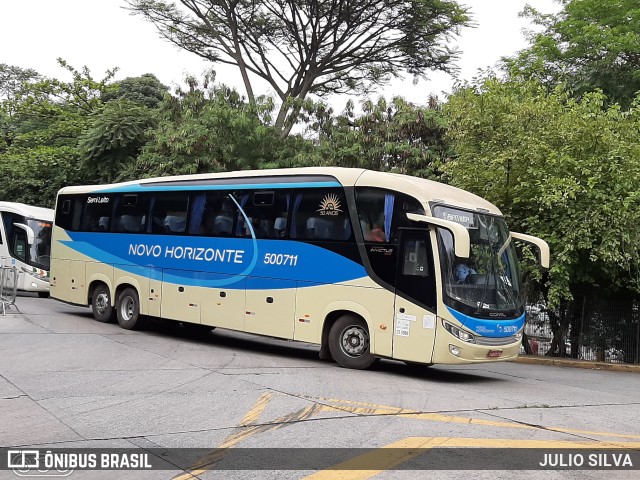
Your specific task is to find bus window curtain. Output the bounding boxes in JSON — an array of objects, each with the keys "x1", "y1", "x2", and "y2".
[
  {"x1": 188, "y1": 194, "x2": 207, "y2": 235},
  {"x1": 146, "y1": 196, "x2": 157, "y2": 233},
  {"x1": 235, "y1": 194, "x2": 250, "y2": 236},
  {"x1": 384, "y1": 193, "x2": 395, "y2": 242},
  {"x1": 290, "y1": 193, "x2": 303, "y2": 238}
]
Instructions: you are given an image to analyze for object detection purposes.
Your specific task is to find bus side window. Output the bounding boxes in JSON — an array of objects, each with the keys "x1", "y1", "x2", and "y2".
[
  {"x1": 234, "y1": 190, "x2": 290, "y2": 239},
  {"x1": 148, "y1": 193, "x2": 189, "y2": 234},
  {"x1": 55, "y1": 195, "x2": 83, "y2": 231},
  {"x1": 13, "y1": 229, "x2": 27, "y2": 262},
  {"x1": 355, "y1": 188, "x2": 425, "y2": 243},
  {"x1": 81, "y1": 196, "x2": 114, "y2": 232},
  {"x1": 290, "y1": 188, "x2": 352, "y2": 241},
  {"x1": 112, "y1": 194, "x2": 148, "y2": 233},
  {"x1": 190, "y1": 192, "x2": 238, "y2": 237}
]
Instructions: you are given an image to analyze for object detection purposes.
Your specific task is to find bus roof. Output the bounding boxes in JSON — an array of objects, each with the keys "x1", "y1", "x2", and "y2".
[
  {"x1": 0, "y1": 202, "x2": 54, "y2": 221},
  {"x1": 56, "y1": 167, "x2": 502, "y2": 216}
]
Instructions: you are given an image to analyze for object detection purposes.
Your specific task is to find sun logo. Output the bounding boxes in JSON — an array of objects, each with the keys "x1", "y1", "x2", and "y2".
[{"x1": 317, "y1": 193, "x2": 343, "y2": 216}]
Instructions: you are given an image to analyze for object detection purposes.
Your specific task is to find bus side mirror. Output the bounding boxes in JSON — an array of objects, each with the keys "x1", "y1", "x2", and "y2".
[
  {"x1": 511, "y1": 232, "x2": 550, "y2": 269},
  {"x1": 14, "y1": 223, "x2": 36, "y2": 245},
  {"x1": 406, "y1": 213, "x2": 471, "y2": 258}
]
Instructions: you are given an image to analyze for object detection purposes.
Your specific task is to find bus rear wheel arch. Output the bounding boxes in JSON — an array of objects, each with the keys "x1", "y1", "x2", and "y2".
[
  {"x1": 328, "y1": 314, "x2": 377, "y2": 370},
  {"x1": 116, "y1": 286, "x2": 145, "y2": 330},
  {"x1": 90, "y1": 282, "x2": 115, "y2": 323}
]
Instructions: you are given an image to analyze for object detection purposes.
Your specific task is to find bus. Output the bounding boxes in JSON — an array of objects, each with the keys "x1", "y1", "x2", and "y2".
[
  {"x1": 0, "y1": 202, "x2": 54, "y2": 297},
  {"x1": 50, "y1": 168, "x2": 549, "y2": 369}
]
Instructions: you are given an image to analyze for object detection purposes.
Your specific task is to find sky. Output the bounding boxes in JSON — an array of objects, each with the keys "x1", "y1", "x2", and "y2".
[{"x1": 0, "y1": 0, "x2": 561, "y2": 107}]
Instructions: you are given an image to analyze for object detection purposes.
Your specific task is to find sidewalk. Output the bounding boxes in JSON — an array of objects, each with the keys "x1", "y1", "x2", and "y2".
[{"x1": 513, "y1": 355, "x2": 640, "y2": 373}]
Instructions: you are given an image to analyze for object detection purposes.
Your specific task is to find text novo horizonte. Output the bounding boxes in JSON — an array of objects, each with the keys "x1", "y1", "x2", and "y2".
[{"x1": 129, "y1": 243, "x2": 244, "y2": 264}]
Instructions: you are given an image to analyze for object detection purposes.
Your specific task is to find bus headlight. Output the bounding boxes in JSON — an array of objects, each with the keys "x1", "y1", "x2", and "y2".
[{"x1": 442, "y1": 320, "x2": 475, "y2": 343}]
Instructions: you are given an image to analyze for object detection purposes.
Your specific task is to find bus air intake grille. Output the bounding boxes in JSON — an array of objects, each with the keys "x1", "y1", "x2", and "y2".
[{"x1": 474, "y1": 334, "x2": 520, "y2": 346}]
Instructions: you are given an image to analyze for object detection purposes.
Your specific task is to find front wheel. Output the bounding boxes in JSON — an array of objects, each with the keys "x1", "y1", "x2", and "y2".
[
  {"x1": 116, "y1": 287, "x2": 145, "y2": 330},
  {"x1": 92, "y1": 284, "x2": 114, "y2": 323},
  {"x1": 328, "y1": 315, "x2": 377, "y2": 369}
]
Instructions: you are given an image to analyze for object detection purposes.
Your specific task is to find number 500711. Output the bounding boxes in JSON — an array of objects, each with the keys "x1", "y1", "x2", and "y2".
[{"x1": 263, "y1": 253, "x2": 298, "y2": 266}]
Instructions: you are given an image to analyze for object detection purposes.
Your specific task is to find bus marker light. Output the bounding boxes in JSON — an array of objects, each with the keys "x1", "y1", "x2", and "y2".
[
  {"x1": 488, "y1": 350, "x2": 503, "y2": 358},
  {"x1": 380, "y1": 324, "x2": 387, "y2": 330}
]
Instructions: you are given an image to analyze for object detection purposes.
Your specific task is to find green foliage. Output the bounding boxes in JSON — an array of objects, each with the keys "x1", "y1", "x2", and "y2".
[
  {"x1": 445, "y1": 78, "x2": 640, "y2": 304},
  {"x1": 127, "y1": 76, "x2": 286, "y2": 177},
  {"x1": 80, "y1": 99, "x2": 157, "y2": 182},
  {"x1": 101, "y1": 73, "x2": 169, "y2": 108},
  {"x1": 505, "y1": 0, "x2": 640, "y2": 108},
  {"x1": 0, "y1": 60, "x2": 118, "y2": 206},
  {"x1": 300, "y1": 96, "x2": 449, "y2": 179},
  {"x1": 0, "y1": 146, "x2": 86, "y2": 208}
]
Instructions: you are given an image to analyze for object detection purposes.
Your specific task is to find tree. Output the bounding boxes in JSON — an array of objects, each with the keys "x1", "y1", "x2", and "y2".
[
  {"x1": 445, "y1": 77, "x2": 640, "y2": 355},
  {"x1": 0, "y1": 64, "x2": 41, "y2": 151},
  {"x1": 79, "y1": 99, "x2": 158, "y2": 182},
  {"x1": 0, "y1": 60, "x2": 117, "y2": 206},
  {"x1": 505, "y1": 0, "x2": 640, "y2": 108},
  {"x1": 127, "y1": 74, "x2": 288, "y2": 177},
  {"x1": 126, "y1": 0, "x2": 470, "y2": 136},
  {"x1": 300, "y1": 96, "x2": 449, "y2": 178},
  {"x1": 101, "y1": 73, "x2": 169, "y2": 108},
  {"x1": 0, "y1": 64, "x2": 40, "y2": 102}
]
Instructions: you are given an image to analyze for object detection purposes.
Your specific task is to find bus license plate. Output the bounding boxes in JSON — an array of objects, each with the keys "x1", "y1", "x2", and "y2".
[{"x1": 488, "y1": 350, "x2": 503, "y2": 358}]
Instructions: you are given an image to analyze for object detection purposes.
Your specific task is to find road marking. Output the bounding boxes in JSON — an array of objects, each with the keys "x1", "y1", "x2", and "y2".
[
  {"x1": 310, "y1": 396, "x2": 640, "y2": 440},
  {"x1": 303, "y1": 436, "x2": 640, "y2": 480},
  {"x1": 174, "y1": 394, "x2": 322, "y2": 479},
  {"x1": 239, "y1": 392, "x2": 273, "y2": 426},
  {"x1": 174, "y1": 392, "x2": 640, "y2": 479}
]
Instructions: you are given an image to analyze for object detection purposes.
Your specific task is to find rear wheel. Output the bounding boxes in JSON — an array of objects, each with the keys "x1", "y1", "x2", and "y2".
[
  {"x1": 116, "y1": 287, "x2": 145, "y2": 330},
  {"x1": 328, "y1": 315, "x2": 377, "y2": 369},
  {"x1": 91, "y1": 284, "x2": 114, "y2": 323}
]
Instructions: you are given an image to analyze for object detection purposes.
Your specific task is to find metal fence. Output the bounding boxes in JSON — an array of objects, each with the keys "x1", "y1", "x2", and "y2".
[
  {"x1": 523, "y1": 294, "x2": 640, "y2": 365},
  {"x1": 0, "y1": 265, "x2": 18, "y2": 315}
]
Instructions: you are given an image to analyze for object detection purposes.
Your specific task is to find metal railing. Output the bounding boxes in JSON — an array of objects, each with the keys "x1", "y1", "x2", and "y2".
[
  {"x1": 523, "y1": 293, "x2": 640, "y2": 365},
  {"x1": 0, "y1": 265, "x2": 18, "y2": 315}
]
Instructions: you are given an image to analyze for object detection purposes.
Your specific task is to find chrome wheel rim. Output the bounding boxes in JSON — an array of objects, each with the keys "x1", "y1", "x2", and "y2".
[
  {"x1": 120, "y1": 296, "x2": 135, "y2": 321},
  {"x1": 340, "y1": 325, "x2": 368, "y2": 357},
  {"x1": 95, "y1": 292, "x2": 109, "y2": 315}
]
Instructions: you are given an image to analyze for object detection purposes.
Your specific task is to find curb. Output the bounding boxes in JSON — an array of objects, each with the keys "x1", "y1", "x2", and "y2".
[{"x1": 512, "y1": 355, "x2": 640, "y2": 373}]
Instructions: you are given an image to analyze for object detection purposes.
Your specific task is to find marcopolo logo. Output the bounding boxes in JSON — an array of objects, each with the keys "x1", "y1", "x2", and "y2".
[{"x1": 317, "y1": 193, "x2": 343, "y2": 216}]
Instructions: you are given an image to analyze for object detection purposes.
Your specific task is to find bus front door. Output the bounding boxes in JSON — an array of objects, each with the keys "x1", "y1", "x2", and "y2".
[{"x1": 392, "y1": 229, "x2": 437, "y2": 364}]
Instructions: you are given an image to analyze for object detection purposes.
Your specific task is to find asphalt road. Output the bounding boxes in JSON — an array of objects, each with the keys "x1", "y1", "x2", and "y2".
[{"x1": 1, "y1": 294, "x2": 639, "y2": 479}]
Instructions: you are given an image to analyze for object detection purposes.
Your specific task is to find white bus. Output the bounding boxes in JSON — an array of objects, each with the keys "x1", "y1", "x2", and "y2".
[
  {"x1": 50, "y1": 168, "x2": 549, "y2": 369},
  {"x1": 0, "y1": 202, "x2": 54, "y2": 297}
]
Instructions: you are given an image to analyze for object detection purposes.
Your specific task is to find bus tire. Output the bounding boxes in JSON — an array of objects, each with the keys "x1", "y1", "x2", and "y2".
[
  {"x1": 116, "y1": 287, "x2": 145, "y2": 330},
  {"x1": 92, "y1": 284, "x2": 114, "y2": 323},
  {"x1": 328, "y1": 315, "x2": 377, "y2": 369},
  {"x1": 37, "y1": 292, "x2": 50, "y2": 298}
]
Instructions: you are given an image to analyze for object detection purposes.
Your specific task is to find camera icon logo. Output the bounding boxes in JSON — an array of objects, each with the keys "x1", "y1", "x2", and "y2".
[{"x1": 7, "y1": 450, "x2": 73, "y2": 477}]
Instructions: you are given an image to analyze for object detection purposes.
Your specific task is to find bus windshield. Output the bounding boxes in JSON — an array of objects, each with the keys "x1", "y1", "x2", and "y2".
[
  {"x1": 27, "y1": 218, "x2": 52, "y2": 270},
  {"x1": 434, "y1": 205, "x2": 522, "y2": 318}
]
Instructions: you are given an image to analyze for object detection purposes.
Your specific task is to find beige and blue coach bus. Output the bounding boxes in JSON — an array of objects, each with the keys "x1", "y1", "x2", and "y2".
[{"x1": 50, "y1": 168, "x2": 549, "y2": 369}]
